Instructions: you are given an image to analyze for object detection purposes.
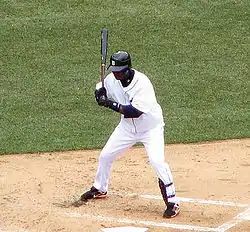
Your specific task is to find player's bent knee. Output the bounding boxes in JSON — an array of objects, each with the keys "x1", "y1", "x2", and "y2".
[
  {"x1": 98, "y1": 152, "x2": 116, "y2": 164},
  {"x1": 149, "y1": 158, "x2": 163, "y2": 170}
]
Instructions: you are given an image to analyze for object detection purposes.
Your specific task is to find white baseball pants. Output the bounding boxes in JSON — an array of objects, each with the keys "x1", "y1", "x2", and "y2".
[{"x1": 93, "y1": 124, "x2": 177, "y2": 203}]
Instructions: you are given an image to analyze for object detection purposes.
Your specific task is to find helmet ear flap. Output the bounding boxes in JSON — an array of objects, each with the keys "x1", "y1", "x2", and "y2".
[
  {"x1": 127, "y1": 56, "x2": 132, "y2": 68},
  {"x1": 123, "y1": 68, "x2": 134, "y2": 82},
  {"x1": 123, "y1": 68, "x2": 129, "y2": 79}
]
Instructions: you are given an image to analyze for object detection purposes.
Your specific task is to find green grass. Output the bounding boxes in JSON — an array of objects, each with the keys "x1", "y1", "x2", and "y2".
[{"x1": 0, "y1": 0, "x2": 249, "y2": 154}]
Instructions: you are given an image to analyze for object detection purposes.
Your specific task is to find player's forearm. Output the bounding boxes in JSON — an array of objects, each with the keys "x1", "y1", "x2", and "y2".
[
  {"x1": 119, "y1": 104, "x2": 143, "y2": 118},
  {"x1": 103, "y1": 99, "x2": 143, "y2": 118}
]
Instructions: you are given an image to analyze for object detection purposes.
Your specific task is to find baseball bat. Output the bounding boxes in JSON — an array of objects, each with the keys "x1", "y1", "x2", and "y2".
[{"x1": 100, "y1": 28, "x2": 108, "y2": 87}]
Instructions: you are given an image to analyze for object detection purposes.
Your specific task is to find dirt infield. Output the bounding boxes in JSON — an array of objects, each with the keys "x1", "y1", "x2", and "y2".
[{"x1": 0, "y1": 139, "x2": 249, "y2": 232}]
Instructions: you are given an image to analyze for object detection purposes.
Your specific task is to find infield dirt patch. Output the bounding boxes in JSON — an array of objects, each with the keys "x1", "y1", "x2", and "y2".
[{"x1": 0, "y1": 139, "x2": 249, "y2": 232}]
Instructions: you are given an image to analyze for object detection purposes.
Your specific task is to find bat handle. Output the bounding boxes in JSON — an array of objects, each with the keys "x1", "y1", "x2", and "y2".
[{"x1": 101, "y1": 64, "x2": 106, "y2": 88}]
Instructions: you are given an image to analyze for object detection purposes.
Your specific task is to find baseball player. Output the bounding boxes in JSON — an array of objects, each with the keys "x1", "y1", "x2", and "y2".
[{"x1": 78, "y1": 51, "x2": 180, "y2": 218}]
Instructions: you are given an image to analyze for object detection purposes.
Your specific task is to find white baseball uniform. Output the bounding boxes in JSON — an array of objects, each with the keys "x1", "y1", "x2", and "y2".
[{"x1": 93, "y1": 69, "x2": 178, "y2": 204}]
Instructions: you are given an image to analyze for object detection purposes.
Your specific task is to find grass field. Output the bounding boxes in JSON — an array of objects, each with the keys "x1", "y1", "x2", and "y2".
[{"x1": 0, "y1": 0, "x2": 249, "y2": 154}]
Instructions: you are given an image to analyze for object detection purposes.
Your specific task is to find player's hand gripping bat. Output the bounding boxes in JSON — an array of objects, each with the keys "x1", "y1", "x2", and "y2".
[{"x1": 101, "y1": 28, "x2": 108, "y2": 87}]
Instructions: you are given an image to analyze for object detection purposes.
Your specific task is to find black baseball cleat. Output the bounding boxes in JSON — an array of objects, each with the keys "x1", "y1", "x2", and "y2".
[
  {"x1": 163, "y1": 202, "x2": 180, "y2": 218},
  {"x1": 80, "y1": 186, "x2": 107, "y2": 201}
]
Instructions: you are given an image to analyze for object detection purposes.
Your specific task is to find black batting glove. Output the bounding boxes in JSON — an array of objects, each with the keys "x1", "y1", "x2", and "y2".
[
  {"x1": 97, "y1": 87, "x2": 107, "y2": 97},
  {"x1": 98, "y1": 95, "x2": 108, "y2": 106},
  {"x1": 94, "y1": 87, "x2": 107, "y2": 104},
  {"x1": 98, "y1": 95, "x2": 120, "y2": 112}
]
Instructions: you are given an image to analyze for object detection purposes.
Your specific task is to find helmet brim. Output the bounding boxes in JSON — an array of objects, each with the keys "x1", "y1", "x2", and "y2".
[{"x1": 108, "y1": 65, "x2": 128, "y2": 72}]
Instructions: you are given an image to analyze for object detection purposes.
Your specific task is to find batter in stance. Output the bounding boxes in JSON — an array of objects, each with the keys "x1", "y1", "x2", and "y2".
[{"x1": 79, "y1": 51, "x2": 180, "y2": 218}]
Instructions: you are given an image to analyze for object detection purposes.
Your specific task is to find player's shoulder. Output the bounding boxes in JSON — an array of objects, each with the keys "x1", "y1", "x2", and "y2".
[
  {"x1": 134, "y1": 69, "x2": 152, "y2": 85},
  {"x1": 105, "y1": 72, "x2": 117, "y2": 84},
  {"x1": 105, "y1": 72, "x2": 114, "y2": 80}
]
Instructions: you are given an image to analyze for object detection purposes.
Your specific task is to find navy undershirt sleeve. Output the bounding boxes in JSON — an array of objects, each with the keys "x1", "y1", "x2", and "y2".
[{"x1": 121, "y1": 104, "x2": 143, "y2": 118}]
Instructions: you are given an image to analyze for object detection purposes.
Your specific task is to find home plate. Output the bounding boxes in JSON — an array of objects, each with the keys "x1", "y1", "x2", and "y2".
[{"x1": 101, "y1": 226, "x2": 148, "y2": 232}]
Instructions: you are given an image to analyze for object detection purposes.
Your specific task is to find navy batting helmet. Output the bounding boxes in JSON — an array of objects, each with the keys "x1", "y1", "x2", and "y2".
[{"x1": 108, "y1": 51, "x2": 132, "y2": 72}]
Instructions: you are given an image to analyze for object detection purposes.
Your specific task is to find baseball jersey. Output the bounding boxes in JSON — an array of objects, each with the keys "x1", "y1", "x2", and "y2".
[{"x1": 96, "y1": 69, "x2": 164, "y2": 133}]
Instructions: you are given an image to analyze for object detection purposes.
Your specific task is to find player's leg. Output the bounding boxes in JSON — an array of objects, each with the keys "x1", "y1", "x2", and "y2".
[
  {"x1": 140, "y1": 125, "x2": 180, "y2": 218},
  {"x1": 80, "y1": 125, "x2": 135, "y2": 201}
]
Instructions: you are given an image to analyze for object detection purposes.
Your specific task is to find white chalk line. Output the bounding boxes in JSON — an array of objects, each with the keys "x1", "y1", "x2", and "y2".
[
  {"x1": 217, "y1": 207, "x2": 250, "y2": 232},
  {"x1": 112, "y1": 192, "x2": 249, "y2": 208},
  {"x1": 0, "y1": 230, "x2": 28, "y2": 232},
  {"x1": 2, "y1": 194, "x2": 249, "y2": 232},
  {"x1": 60, "y1": 193, "x2": 249, "y2": 232},
  {"x1": 61, "y1": 212, "x2": 220, "y2": 232},
  {"x1": 61, "y1": 204, "x2": 250, "y2": 232},
  {"x1": 127, "y1": 193, "x2": 250, "y2": 231}
]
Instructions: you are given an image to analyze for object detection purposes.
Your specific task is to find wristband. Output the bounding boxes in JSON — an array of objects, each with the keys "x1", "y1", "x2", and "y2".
[{"x1": 108, "y1": 100, "x2": 120, "y2": 112}]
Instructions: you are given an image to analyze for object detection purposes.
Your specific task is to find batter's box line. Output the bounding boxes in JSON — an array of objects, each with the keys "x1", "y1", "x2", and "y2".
[
  {"x1": 61, "y1": 212, "x2": 220, "y2": 232},
  {"x1": 60, "y1": 207, "x2": 250, "y2": 232},
  {"x1": 58, "y1": 194, "x2": 250, "y2": 232},
  {"x1": 119, "y1": 193, "x2": 250, "y2": 230},
  {"x1": 114, "y1": 192, "x2": 250, "y2": 231},
  {"x1": 1, "y1": 196, "x2": 249, "y2": 232},
  {"x1": 119, "y1": 192, "x2": 250, "y2": 208},
  {"x1": 217, "y1": 207, "x2": 250, "y2": 232}
]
